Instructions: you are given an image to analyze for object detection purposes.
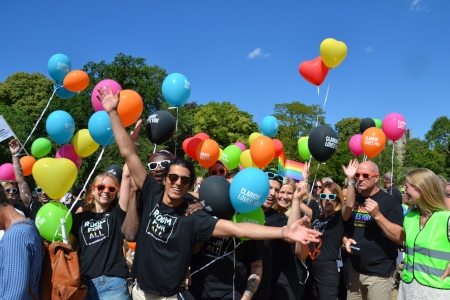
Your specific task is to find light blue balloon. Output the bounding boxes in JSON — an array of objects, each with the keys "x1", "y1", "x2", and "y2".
[
  {"x1": 88, "y1": 111, "x2": 115, "y2": 146},
  {"x1": 162, "y1": 73, "x2": 191, "y2": 107},
  {"x1": 48, "y1": 54, "x2": 71, "y2": 82},
  {"x1": 261, "y1": 115, "x2": 279, "y2": 138},
  {"x1": 46, "y1": 110, "x2": 75, "y2": 144},
  {"x1": 229, "y1": 168, "x2": 270, "y2": 213},
  {"x1": 54, "y1": 83, "x2": 75, "y2": 99}
]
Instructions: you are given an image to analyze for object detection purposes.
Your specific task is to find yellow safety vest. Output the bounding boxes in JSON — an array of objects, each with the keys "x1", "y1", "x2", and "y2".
[{"x1": 402, "y1": 210, "x2": 450, "y2": 289}]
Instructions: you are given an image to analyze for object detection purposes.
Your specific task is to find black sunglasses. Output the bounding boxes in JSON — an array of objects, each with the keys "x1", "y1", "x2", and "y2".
[
  {"x1": 148, "y1": 160, "x2": 171, "y2": 171},
  {"x1": 5, "y1": 188, "x2": 17, "y2": 193},
  {"x1": 319, "y1": 193, "x2": 337, "y2": 200},
  {"x1": 167, "y1": 174, "x2": 191, "y2": 186},
  {"x1": 210, "y1": 168, "x2": 226, "y2": 176},
  {"x1": 266, "y1": 172, "x2": 283, "y2": 183},
  {"x1": 35, "y1": 187, "x2": 43, "y2": 194},
  {"x1": 313, "y1": 185, "x2": 323, "y2": 189},
  {"x1": 94, "y1": 184, "x2": 118, "y2": 193}
]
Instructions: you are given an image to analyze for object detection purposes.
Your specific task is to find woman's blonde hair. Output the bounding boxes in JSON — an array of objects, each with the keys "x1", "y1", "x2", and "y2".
[
  {"x1": 83, "y1": 173, "x2": 119, "y2": 212},
  {"x1": 273, "y1": 177, "x2": 296, "y2": 217},
  {"x1": 319, "y1": 182, "x2": 344, "y2": 213},
  {"x1": 405, "y1": 168, "x2": 448, "y2": 214}
]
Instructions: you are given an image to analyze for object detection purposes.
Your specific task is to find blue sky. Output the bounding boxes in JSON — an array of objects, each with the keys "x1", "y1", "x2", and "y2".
[{"x1": 0, "y1": 0, "x2": 447, "y2": 140}]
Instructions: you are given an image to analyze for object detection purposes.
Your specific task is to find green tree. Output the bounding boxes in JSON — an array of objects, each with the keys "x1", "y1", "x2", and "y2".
[
  {"x1": 403, "y1": 138, "x2": 447, "y2": 177},
  {"x1": 425, "y1": 116, "x2": 450, "y2": 154},
  {"x1": 272, "y1": 102, "x2": 325, "y2": 161}
]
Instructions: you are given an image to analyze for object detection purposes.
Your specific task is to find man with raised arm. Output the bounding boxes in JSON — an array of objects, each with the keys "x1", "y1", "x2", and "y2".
[{"x1": 98, "y1": 87, "x2": 321, "y2": 299}]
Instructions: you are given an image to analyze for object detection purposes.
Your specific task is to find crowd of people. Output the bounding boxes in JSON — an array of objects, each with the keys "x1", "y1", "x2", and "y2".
[{"x1": 0, "y1": 86, "x2": 449, "y2": 300}]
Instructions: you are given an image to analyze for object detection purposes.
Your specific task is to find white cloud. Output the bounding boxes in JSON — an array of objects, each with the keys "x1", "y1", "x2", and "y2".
[
  {"x1": 247, "y1": 48, "x2": 271, "y2": 59},
  {"x1": 410, "y1": 0, "x2": 429, "y2": 12},
  {"x1": 364, "y1": 46, "x2": 374, "y2": 54}
]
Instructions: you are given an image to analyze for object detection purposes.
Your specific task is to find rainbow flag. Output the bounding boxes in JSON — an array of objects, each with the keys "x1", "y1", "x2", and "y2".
[
  {"x1": 284, "y1": 160, "x2": 304, "y2": 181},
  {"x1": 278, "y1": 152, "x2": 286, "y2": 175}
]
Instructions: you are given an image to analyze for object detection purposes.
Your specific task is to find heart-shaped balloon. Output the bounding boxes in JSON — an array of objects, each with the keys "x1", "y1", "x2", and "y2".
[
  {"x1": 320, "y1": 38, "x2": 348, "y2": 68},
  {"x1": 299, "y1": 56, "x2": 329, "y2": 86},
  {"x1": 32, "y1": 158, "x2": 78, "y2": 199}
]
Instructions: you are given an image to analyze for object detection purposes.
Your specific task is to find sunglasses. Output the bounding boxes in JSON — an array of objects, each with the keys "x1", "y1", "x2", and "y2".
[
  {"x1": 313, "y1": 185, "x2": 323, "y2": 189},
  {"x1": 94, "y1": 184, "x2": 118, "y2": 193},
  {"x1": 304, "y1": 238, "x2": 322, "y2": 260},
  {"x1": 35, "y1": 187, "x2": 43, "y2": 194},
  {"x1": 354, "y1": 172, "x2": 378, "y2": 180},
  {"x1": 266, "y1": 172, "x2": 283, "y2": 183},
  {"x1": 5, "y1": 188, "x2": 17, "y2": 193},
  {"x1": 148, "y1": 160, "x2": 171, "y2": 171},
  {"x1": 319, "y1": 193, "x2": 337, "y2": 201},
  {"x1": 167, "y1": 174, "x2": 191, "y2": 186},
  {"x1": 210, "y1": 168, "x2": 226, "y2": 176}
]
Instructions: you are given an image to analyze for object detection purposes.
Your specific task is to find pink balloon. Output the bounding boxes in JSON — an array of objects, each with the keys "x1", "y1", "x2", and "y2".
[
  {"x1": 234, "y1": 142, "x2": 246, "y2": 152},
  {"x1": 382, "y1": 112, "x2": 406, "y2": 141},
  {"x1": 56, "y1": 144, "x2": 82, "y2": 169},
  {"x1": 0, "y1": 163, "x2": 15, "y2": 181},
  {"x1": 91, "y1": 79, "x2": 122, "y2": 112},
  {"x1": 349, "y1": 134, "x2": 363, "y2": 156}
]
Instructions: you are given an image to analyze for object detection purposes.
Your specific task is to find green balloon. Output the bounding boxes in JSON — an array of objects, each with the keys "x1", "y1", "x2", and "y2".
[
  {"x1": 35, "y1": 202, "x2": 73, "y2": 241},
  {"x1": 221, "y1": 145, "x2": 242, "y2": 170},
  {"x1": 232, "y1": 207, "x2": 265, "y2": 241},
  {"x1": 373, "y1": 118, "x2": 382, "y2": 129},
  {"x1": 31, "y1": 138, "x2": 52, "y2": 158},
  {"x1": 298, "y1": 138, "x2": 311, "y2": 160}
]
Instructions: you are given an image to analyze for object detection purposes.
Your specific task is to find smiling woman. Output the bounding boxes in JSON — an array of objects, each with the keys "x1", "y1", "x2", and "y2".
[{"x1": 273, "y1": 177, "x2": 296, "y2": 216}]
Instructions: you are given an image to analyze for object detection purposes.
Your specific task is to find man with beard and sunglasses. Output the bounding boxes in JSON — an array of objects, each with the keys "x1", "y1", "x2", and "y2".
[
  {"x1": 98, "y1": 86, "x2": 321, "y2": 299},
  {"x1": 343, "y1": 161, "x2": 404, "y2": 300}
]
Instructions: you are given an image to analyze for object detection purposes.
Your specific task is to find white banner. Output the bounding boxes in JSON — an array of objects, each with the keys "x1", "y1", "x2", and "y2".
[{"x1": 0, "y1": 115, "x2": 15, "y2": 143}]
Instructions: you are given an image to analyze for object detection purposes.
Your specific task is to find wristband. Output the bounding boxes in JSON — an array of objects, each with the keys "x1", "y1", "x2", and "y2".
[
  {"x1": 133, "y1": 142, "x2": 139, "y2": 146},
  {"x1": 348, "y1": 181, "x2": 356, "y2": 186},
  {"x1": 281, "y1": 226, "x2": 286, "y2": 241}
]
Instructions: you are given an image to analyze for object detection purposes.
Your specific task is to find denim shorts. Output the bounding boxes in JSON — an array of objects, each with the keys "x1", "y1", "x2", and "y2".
[{"x1": 84, "y1": 275, "x2": 131, "y2": 300}]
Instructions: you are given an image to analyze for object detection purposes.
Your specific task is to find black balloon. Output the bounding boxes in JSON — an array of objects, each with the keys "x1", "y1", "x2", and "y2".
[
  {"x1": 308, "y1": 125, "x2": 338, "y2": 162},
  {"x1": 199, "y1": 176, "x2": 235, "y2": 220},
  {"x1": 145, "y1": 110, "x2": 176, "y2": 144},
  {"x1": 360, "y1": 118, "x2": 376, "y2": 134}
]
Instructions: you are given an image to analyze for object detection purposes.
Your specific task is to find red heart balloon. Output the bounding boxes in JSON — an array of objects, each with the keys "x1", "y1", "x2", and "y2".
[{"x1": 299, "y1": 56, "x2": 329, "y2": 86}]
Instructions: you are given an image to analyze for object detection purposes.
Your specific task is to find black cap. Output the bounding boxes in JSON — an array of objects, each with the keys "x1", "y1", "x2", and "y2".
[{"x1": 106, "y1": 164, "x2": 123, "y2": 182}]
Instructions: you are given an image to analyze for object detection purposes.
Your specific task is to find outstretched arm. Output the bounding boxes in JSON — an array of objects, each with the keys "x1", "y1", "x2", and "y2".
[
  {"x1": 342, "y1": 159, "x2": 358, "y2": 221},
  {"x1": 9, "y1": 139, "x2": 32, "y2": 207},
  {"x1": 97, "y1": 86, "x2": 147, "y2": 190},
  {"x1": 241, "y1": 259, "x2": 262, "y2": 300}
]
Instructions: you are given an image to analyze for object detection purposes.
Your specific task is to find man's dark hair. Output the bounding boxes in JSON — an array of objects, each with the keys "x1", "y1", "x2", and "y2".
[
  {"x1": 225, "y1": 169, "x2": 239, "y2": 180},
  {"x1": 163, "y1": 157, "x2": 196, "y2": 188}
]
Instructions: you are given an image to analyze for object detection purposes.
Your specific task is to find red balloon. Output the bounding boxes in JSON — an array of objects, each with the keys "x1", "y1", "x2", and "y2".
[
  {"x1": 273, "y1": 139, "x2": 284, "y2": 158},
  {"x1": 299, "y1": 56, "x2": 329, "y2": 86},
  {"x1": 182, "y1": 137, "x2": 192, "y2": 154},
  {"x1": 194, "y1": 132, "x2": 210, "y2": 141},
  {"x1": 185, "y1": 137, "x2": 202, "y2": 160}
]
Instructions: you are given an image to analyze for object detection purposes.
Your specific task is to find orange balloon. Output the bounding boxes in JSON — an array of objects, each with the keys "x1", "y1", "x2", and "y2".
[
  {"x1": 127, "y1": 241, "x2": 136, "y2": 251},
  {"x1": 118, "y1": 90, "x2": 144, "y2": 127},
  {"x1": 250, "y1": 136, "x2": 276, "y2": 168},
  {"x1": 361, "y1": 127, "x2": 386, "y2": 158},
  {"x1": 196, "y1": 139, "x2": 220, "y2": 168},
  {"x1": 63, "y1": 70, "x2": 90, "y2": 92},
  {"x1": 20, "y1": 156, "x2": 36, "y2": 176}
]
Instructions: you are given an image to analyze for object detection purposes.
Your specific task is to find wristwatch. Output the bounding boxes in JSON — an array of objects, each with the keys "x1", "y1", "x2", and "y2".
[{"x1": 348, "y1": 181, "x2": 356, "y2": 186}]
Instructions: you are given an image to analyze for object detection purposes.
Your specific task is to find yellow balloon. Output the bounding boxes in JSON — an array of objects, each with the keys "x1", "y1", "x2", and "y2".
[
  {"x1": 320, "y1": 38, "x2": 348, "y2": 68},
  {"x1": 240, "y1": 149, "x2": 257, "y2": 169},
  {"x1": 249, "y1": 132, "x2": 262, "y2": 145},
  {"x1": 32, "y1": 158, "x2": 78, "y2": 199},
  {"x1": 73, "y1": 129, "x2": 99, "y2": 157}
]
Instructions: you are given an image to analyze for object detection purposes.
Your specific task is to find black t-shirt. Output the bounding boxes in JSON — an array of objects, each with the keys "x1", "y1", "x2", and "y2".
[
  {"x1": 28, "y1": 200, "x2": 43, "y2": 221},
  {"x1": 345, "y1": 190, "x2": 404, "y2": 276},
  {"x1": 190, "y1": 237, "x2": 264, "y2": 299},
  {"x1": 71, "y1": 205, "x2": 128, "y2": 279},
  {"x1": 132, "y1": 175, "x2": 218, "y2": 296},
  {"x1": 12, "y1": 200, "x2": 29, "y2": 218},
  {"x1": 310, "y1": 211, "x2": 344, "y2": 261},
  {"x1": 386, "y1": 184, "x2": 403, "y2": 206},
  {"x1": 307, "y1": 199, "x2": 321, "y2": 221}
]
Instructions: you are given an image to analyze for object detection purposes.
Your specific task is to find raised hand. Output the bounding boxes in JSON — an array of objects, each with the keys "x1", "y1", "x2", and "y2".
[
  {"x1": 342, "y1": 159, "x2": 359, "y2": 180},
  {"x1": 285, "y1": 219, "x2": 322, "y2": 245},
  {"x1": 96, "y1": 84, "x2": 120, "y2": 113},
  {"x1": 293, "y1": 181, "x2": 308, "y2": 201},
  {"x1": 302, "y1": 161, "x2": 310, "y2": 181},
  {"x1": 8, "y1": 139, "x2": 21, "y2": 156}
]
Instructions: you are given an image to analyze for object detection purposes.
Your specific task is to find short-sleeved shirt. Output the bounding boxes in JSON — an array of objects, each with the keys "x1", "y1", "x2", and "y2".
[
  {"x1": 346, "y1": 190, "x2": 404, "y2": 276},
  {"x1": 71, "y1": 205, "x2": 129, "y2": 279},
  {"x1": 310, "y1": 211, "x2": 345, "y2": 261},
  {"x1": 132, "y1": 175, "x2": 219, "y2": 296}
]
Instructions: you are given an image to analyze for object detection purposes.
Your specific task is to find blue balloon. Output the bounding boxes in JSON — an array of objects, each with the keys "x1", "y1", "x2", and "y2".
[
  {"x1": 261, "y1": 115, "x2": 279, "y2": 138},
  {"x1": 54, "y1": 83, "x2": 75, "y2": 99},
  {"x1": 162, "y1": 73, "x2": 191, "y2": 107},
  {"x1": 48, "y1": 54, "x2": 71, "y2": 82},
  {"x1": 88, "y1": 111, "x2": 115, "y2": 146},
  {"x1": 229, "y1": 168, "x2": 270, "y2": 213},
  {"x1": 46, "y1": 110, "x2": 75, "y2": 144}
]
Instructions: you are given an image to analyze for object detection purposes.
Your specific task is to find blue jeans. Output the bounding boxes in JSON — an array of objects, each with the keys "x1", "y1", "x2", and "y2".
[{"x1": 84, "y1": 275, "x2": 131, "y2": 300}]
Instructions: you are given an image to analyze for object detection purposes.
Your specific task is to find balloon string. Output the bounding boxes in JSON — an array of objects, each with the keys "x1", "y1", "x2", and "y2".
[
  {"x1": 233, "y1": 237, "x2": 236, "y2": 300},
  {"x1": 309, "y1": 163, "x2": 322, "y2": 198},
  {"x1": 322, "y1": 84, "x2": 330, "y2": 112},
  {"x1": 153, "y1": 144, "x2": 157, "y2": 154},
  {"x1": 175, "y1": 107, "x2": 179, "y2": 157},
  {"x1": 390, "y1": 142, "x2": 395, "y2": 195},
  {"x1": 315, "y1": 86, "x2": 320, "y2": 127},
  {"x1": 19, "y1": 87, "x2": 58, "y2": 154}
]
